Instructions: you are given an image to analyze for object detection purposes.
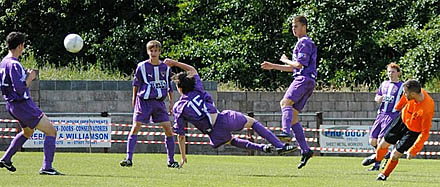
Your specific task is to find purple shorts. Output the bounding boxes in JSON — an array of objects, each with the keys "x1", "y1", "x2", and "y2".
[
  {"x1": 209, "y1": 110, "x2": 247, "y2": 148},
  {"x1": 283, "y1": 76, "x2": 316, "y2": 112},
  {"x1": 133, "y1": 98, "x2": 170, "y2": 124},
  {"x1": 369, "y1": 112, "x2": 400, "y2": 139},
  {"x1": 6, "y1": 99, "x2": 44, "y2": 129}
]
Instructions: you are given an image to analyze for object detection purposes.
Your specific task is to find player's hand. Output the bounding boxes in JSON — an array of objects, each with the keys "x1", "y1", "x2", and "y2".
[
  {"x1": 179, "y1": 156, "x2": 187, "y2": 168},
  {"x1": 376, "y1": 95, "x2": 384, "y2": 103},
  {"x1": 407, "y1": 153, "x2": 415, "y2": 160},
  {"x1": 164, "y1": 58, "x2": 177, "y2": 67},
  {"x1": 280, "y1": 54, "x2": 289, "y2": 63},
  {"x1": 168, "y1": 104, "x2": 173, "y2": 116},
  {"x1": 26, "y1": 69, "x2": 36, "y2": 81},
  {"x1": 261, "y1": 61, "x2": 274, "y2": 70}
]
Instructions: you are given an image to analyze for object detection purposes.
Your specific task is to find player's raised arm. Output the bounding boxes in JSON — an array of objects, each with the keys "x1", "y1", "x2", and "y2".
[
  {"x1": 164, "y1": 58, "x2": 197, "y2": 75},
  {"x1": 260, "y1": 61, "x2": 294, "y2": 72}
]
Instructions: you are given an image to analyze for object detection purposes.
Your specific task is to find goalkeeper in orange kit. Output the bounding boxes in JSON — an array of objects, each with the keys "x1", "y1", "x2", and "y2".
[{"x1": 362, "y1": 79, "x2": 435, "y2": 181}]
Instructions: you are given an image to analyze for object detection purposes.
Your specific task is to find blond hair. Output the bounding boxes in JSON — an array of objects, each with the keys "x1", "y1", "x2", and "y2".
[{"x1": 146, "y1": 40, "x2": 161, "y2": 50}]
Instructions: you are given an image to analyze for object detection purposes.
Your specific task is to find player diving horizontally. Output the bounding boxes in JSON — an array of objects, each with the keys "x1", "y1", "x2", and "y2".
[{"x1": 165, "y1": 59, "x2": 296, "y2": 167}]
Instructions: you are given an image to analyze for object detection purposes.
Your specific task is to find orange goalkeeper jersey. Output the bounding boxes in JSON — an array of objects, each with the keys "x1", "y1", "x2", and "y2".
[{"x1": 394, "y1": 89, "x2": 435, "y2": 156}]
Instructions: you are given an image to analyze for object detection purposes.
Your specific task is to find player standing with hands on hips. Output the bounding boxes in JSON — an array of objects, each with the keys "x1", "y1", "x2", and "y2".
[
  {"x1": 0, "y1": 32, "x2": 62, "y2": 175},
  {"x1": 261, "y1": 15, "x2": 317, "y2": 169}
]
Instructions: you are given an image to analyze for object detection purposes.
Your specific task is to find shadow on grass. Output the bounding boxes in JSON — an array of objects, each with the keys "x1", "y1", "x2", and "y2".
[
  {"x1": 239, "y1": 174, "x2": 302, "y2": 178},
  {"x1": 62, "y1": 173, "x2": 144, "y2": 179}
]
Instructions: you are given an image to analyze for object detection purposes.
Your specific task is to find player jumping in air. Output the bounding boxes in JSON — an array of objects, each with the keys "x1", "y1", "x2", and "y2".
[
  {"x1": 261, "y1": 15, "x2": 317, "y2": 169},
  {"x1": 165, "y1": 59, "x2": 296, "y2": 168}
]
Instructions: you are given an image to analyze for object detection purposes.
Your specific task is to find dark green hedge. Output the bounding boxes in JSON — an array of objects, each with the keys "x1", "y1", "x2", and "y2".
[{"x1": 1, "y1": 0, "x2": 439, "y2": 90}]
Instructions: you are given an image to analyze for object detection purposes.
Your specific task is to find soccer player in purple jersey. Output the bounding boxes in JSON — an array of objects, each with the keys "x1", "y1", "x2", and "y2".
[
  {"x1": 366, "y1": 63, "x2": 403, "y2": 171},
  {"x1": 165, "y1": 60, "x2": 296, "y2": 168},
  {"x1": 0, "y1": 32, "x2": 62, "y2": 175},
  {"x1": 119, "y1": 40, "x2": 179, "y2": 168},
  {"x1": 261, "y1": 16, "x2": 317, "y2": 169}
]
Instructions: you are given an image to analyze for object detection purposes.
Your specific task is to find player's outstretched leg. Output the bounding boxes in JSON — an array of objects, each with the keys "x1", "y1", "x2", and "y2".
[
  {"x1": 230, "y1": 137, "x2": 267, "y2": 152},
  {"x1": 0, "y1": 132, "x2": 28, "y2": 172},
  {"x1": 251, "y1": 120, "x2": 296, "y2": 155}
]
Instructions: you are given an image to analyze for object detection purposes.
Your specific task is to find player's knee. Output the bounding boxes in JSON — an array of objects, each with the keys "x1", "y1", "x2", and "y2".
[
  {"x1": 280, "y1": 99, "x2": 293, "y2": 108},
  {"x1": 369, "y1": 139, "x2": 377, "y2": 147},
  {"x1": 391, "y1": 150, "x2": 402, "y2": 161},
  {"x1": 164, "y1": 128, "x2": 173, "y2": 136},
  {"x1": 378, "y1": 140, "x2": 390, "y2": 149},
  {"x1": 291, "y1": 117, "x2": 299, "y2": 125},
  {"x1": 130, "y1": 122, "x2": 143, "y2": 134},
  {"x1": 22, "y1": 128, "x2": 35, "y2": 138},
  {"x1": 46, "y1": 126, "x2": 57, "y2": 137}
]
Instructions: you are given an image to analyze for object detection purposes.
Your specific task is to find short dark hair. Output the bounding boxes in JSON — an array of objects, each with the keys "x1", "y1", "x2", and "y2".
[
  {"x1": 403, "y1": 79, "x2": 421, "y2": 94},
  {"x1": 293, "y1": 16, "x2": 308, "y2": 27},
  {"x1": 172, "y1": 72, "x2": 195, "y2": 94},
  {"x1": 6, "y1": 32, "x2": 26, "y2": 50}
]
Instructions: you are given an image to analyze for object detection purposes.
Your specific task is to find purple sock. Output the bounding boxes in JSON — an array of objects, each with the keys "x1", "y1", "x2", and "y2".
[
  {"x1": 42, "y1": 136, "x2": 56, "y2": 170},
  {"x1": 165, "y1": 136, "x2": 175, "y2": 163},
  {"x1": 230, "y1": 137, "x2": 265, "y2": 151},
  {"x1": 384, "y1": 151, "x2": 391, "y2": 159},
  {"x1": 1, "y1": 132, "x2": 27, "y2": 163},
  {"x1": 374, "y1": 161, "x2": 381, "y2": 167},
  {"x1": 282, "y1": 106, "x2": 293, "y2": 135},
  {"x1": 252, "y1": 121, "x2": 284, "y2": 148},
  {"x1": 126, "y1": 135, "x2": 137, "y2": 160},
  {"x1": 292, "y1": 122, "x2": 310, "y2": 154}
]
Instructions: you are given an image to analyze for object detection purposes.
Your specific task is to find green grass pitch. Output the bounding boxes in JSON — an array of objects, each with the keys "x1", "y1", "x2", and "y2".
[{"x1": 1, "y1": 152, "x2": 439, "y2": 186}]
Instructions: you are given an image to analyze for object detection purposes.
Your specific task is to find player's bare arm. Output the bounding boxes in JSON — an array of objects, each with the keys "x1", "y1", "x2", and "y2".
[
  {"x1": 164, "y1": 58, "x2": 197, "y2": 75},
  {"x1": 261, "y1": 61, "x2": 294, "y2": 72},
  {"x1": 25, "y1": 69, "x2": 36, "y2": 88},
  {"x1": 168, "y1": 91, "x2": 173, "y2": 115},
  {"x1": 177, "y1": 134, "x2": 187, "y2": 168},
  {"x1": 375, "y1": 95, "x2": 384, "y2": 104},
  {"x1": 280, "y1": 54, "x2": 303, "y2": 69},
  {"x1": 132, "y1": 86, "x2": 138, "y2": 107}
]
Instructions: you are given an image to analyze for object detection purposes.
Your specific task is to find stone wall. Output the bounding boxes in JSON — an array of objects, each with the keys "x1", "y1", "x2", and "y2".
[{"x1": 1, "y1": 79, "x2": 439, "y2": 156}]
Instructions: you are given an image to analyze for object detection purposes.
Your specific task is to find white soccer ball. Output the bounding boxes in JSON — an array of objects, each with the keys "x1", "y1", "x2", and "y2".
[{"x1": 64, "y1": 34, "x2": 83, "y2": 53}]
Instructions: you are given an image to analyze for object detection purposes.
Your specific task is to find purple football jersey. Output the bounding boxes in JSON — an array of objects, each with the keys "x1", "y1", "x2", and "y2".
[
  {"x1": 292, "y1": 35, "x2": 317, "y2": 79},
  {"x1": 376, "y1": 81, "x2": 404, "y2": 114},
  {"x1": 173, "y1": 74, "x2": 218, "y2": 135},
  {"x1": 133, "y1": 60, "x2": 172, "y2": 101},
  {"x1": 0, "y1": 56, "x2": 31, "y2": 102}
]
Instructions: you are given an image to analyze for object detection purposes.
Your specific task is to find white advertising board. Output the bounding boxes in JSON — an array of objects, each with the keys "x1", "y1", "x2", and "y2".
[
  {"x1": 23, "y1": 117, "x2": 111, "y2": 148},
  {"x1": 319, "y1": 125, "x2": 374, "y2": 153}
]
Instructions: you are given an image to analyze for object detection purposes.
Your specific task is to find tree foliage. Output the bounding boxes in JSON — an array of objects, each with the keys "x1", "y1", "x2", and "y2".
[{"x1": 0, "y1": 0, "x2": 439, "y2": 90}]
